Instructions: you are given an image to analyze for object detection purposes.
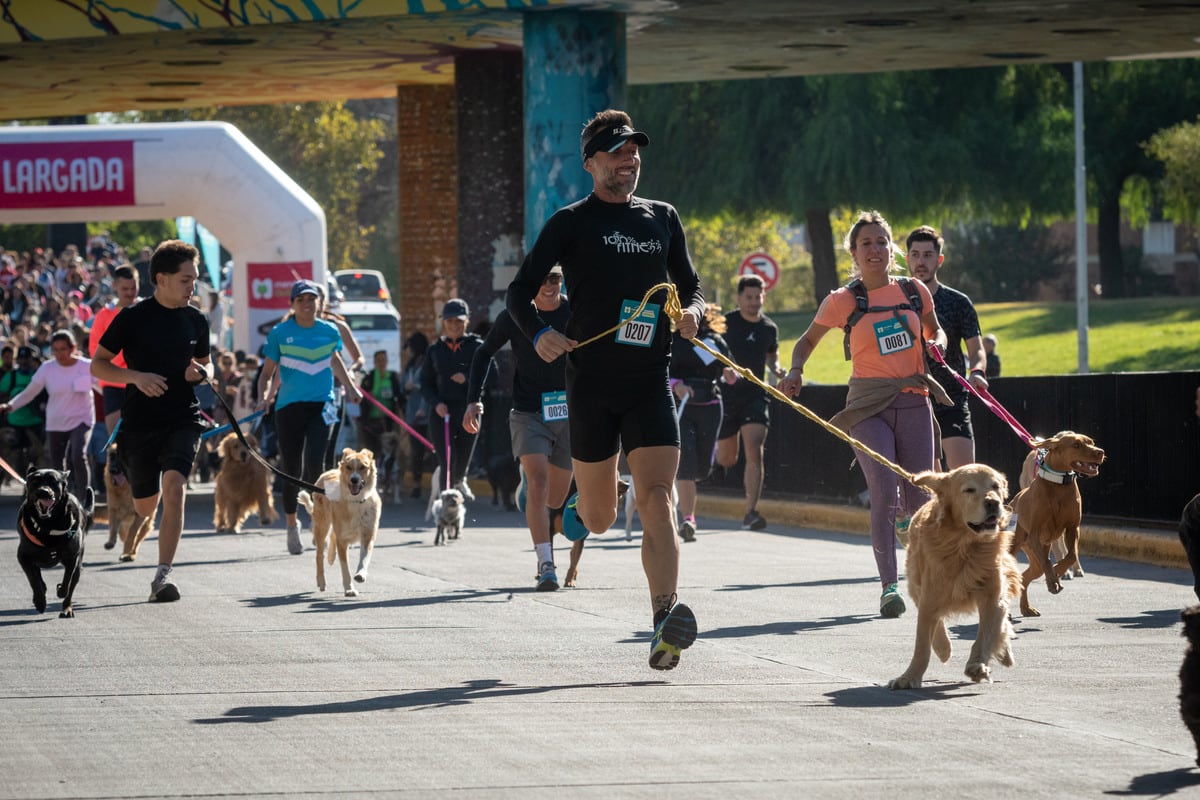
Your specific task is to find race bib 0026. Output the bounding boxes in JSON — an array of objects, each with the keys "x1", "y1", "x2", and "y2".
[
  {"x1": 541, "y1": 390, "x2": 568, "y2": 423},
  {"x1": 616, "y1": 300, "x2": 660, "y2": 348}
]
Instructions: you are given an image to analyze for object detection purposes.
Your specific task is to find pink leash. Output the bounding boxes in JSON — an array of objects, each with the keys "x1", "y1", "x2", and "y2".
[
  {"x1": 443, "y1": 414, "x2": 452, "y2": 491},
  {"x1": 927, "y1": 346, "x2": 1036, "y2": 447},
  {"x1": 358, "y1": 389, "x2": 437, "y2": 452}
]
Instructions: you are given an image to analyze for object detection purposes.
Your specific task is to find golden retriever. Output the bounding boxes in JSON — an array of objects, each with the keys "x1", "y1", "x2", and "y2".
[
  {"x1": 298, "y1": 448, "x2": 381, "y2": 597},
  {"x1": 889, "y1": 464, "x2": 1021, "y2": 690},
  {"x1": 101, "y1": 442, "x2": 153, "y2": 562},
  {"x1": 213, "y1": 432, "x2": 276, "y2": 534},
  {"x1": 1010, "y1": 431, "x2": 1106, "y2": 617}
]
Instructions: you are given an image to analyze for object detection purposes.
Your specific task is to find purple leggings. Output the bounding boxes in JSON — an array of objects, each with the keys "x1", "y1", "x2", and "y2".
[{"x1": 849, "y1": 392, "x2": 935, "y2": 586}]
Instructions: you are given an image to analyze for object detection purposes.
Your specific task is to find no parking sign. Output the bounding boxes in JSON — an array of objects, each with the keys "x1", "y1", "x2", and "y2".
[{"x1": 738, "y1": 251, "x2": 779, "y2": 290}]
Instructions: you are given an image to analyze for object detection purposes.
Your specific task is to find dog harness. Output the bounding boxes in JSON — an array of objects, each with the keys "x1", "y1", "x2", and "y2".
[
  {"x1": 1034, "y1": 448, "x2": 1077, "y2": 484},
  {"x1": 20, "y1": 517, "x2": 78, "y2": 547}
]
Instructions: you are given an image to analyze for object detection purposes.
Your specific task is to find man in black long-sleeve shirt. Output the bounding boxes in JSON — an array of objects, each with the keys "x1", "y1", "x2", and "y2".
[
  {"x1": 420, "y1": 298, "x2": 485, "y2": 500},
  {"x1": 505, "y1": 109, "x2": 705, "y2": 671}
]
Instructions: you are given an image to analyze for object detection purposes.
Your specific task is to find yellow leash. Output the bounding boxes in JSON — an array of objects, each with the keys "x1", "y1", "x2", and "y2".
[{"x1": 579, "y1": 282, "x2": 918, "y2": 485}]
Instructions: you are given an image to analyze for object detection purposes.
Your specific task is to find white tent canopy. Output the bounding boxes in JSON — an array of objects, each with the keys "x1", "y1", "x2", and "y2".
[{"x1": 0, "y1": 121, "x2": 327, "y2": 353}]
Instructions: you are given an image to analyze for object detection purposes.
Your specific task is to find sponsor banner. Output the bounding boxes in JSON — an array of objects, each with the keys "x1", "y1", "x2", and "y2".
[
  {"x1": 247, "y1": 261, "x2": 314, "y2": 310},
  {"x1": 0, "y1": 140, "x2": 135, "y2": 209}
]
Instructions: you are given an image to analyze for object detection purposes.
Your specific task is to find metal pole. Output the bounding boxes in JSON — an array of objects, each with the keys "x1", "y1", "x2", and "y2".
[{"x1": 1074, "y1": 61, "x2": 1090, "y2": 374}]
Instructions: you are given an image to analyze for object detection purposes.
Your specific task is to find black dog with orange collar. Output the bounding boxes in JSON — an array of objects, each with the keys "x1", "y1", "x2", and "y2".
[{"x1": 17, "y1": 468, "x2": 94, "y2": 618}]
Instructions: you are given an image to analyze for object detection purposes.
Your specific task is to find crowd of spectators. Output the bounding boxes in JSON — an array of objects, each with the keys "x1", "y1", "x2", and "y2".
[{"x1": 0, "y1": 234, "x2": 239, "y2": 490}]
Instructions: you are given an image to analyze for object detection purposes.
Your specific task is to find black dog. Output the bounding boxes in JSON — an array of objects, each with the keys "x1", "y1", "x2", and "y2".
[
  {"x1": 1182, "y1": 605, "x2": 1200, "y2": 766},
  {"x1": 17, "y1": 467, "x2": 94, "y2": 618},
  {"x1": 1180, "y1": 494, "x2": 1200, "y2": 602}
]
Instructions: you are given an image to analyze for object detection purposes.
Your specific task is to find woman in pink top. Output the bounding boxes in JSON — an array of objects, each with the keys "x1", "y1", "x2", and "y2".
[
  {"x1": 777, "y1": 210, "x2": 948, "y2": 620},
  {"x1": 0, "y1": 329, "x2": 96, "y2": 499}
]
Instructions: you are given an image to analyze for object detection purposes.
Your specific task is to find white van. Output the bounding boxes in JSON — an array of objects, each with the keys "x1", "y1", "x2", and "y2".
[
  {"x1": 338, "y1": 300, "x2": 403, "y2": 373},
  {"x1": 334, "y1": 269, "x2": 391, "y2": 304}
]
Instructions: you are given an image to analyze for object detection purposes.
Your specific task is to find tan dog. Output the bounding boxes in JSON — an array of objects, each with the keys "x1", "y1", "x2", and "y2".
[
  {"x1": 1018, "y1": 443, "x2": 1084, "y2": 579},
  {"x1": 1010, "y1": 431, "x2": 1105, "y2": 617},
  {"x1": 100, "y1": 442, "x2": 154, "y2": 562},
  {"x1": 298, "y1": 448, "x2": 381, "y2": 597},
  {"x1": 889, "y1": 465, "x2": 1021, "y2": 690},
  {"x1": 213, "y1": 432, "x2": 276, "y2": 534}
]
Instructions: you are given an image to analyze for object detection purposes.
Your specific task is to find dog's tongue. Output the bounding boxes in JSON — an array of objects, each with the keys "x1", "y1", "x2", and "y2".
[
  {"x1": 350, "y1": 483, "x2": 363, "y2": 496},
  {"x1": 37, "y1": 497, "x2": 54, "y2": 514}
]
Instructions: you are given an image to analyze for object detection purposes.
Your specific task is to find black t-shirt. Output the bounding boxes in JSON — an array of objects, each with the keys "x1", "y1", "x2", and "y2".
[
  {"x1": 723, "y1": 310, "x2": 778, "y2": 398},
  {"x1": 98, "y1": 295, "x2": 209, "y2": 431},
  {"x1": 468, "y1": 305, "x2": 569, "y2": 414},
  {"x1": 506, "y1": 193, "x2": 705, "y2": 377},
  {"x1": 924, "y1": 283, "x2": 981, "y2": 399}
]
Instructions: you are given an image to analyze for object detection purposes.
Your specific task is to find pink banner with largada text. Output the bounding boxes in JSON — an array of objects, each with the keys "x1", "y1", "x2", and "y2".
[{"x1": 0, "y1": 140, "x2": 135, "y2": 209}]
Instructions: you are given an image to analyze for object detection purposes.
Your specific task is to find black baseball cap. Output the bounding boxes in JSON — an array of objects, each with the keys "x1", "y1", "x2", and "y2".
[
  {"x1": 582, "y1": 124, "x2": 649, "y2": 160},
  {"x1": 442, "y1": 298, "x2": 469, "y2": 320},
  {"x1": 290, "y1": 279, "x2": 321, "y2": 300}
]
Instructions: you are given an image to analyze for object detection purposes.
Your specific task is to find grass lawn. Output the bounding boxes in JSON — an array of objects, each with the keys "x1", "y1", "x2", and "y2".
[{"x1": 768, "y1": 296, "x2": 1200, "y2": 385}]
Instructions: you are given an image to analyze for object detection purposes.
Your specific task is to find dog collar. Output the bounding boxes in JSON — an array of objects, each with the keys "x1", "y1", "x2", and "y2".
[{"x1": 1035, "y1": 448, "x2": 1077, "y2": 484}]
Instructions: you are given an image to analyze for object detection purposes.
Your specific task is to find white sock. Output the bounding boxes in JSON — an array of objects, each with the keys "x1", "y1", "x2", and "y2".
[
  {"x1": 534, "y1": 542, "x2": 553, "y2": 565},
  {"x1": 155, "y1": 564, "x2": 172, "y2": 580}
]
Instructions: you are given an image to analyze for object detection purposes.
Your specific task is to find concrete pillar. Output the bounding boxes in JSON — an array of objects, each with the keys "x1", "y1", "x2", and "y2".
[
  {"x1": 523, "y1": 10, "x2": 626, "y2": 246},
  {"x1": 396, "y1": 83, "x2": 458, "y2": 344},
  {"x1": 455, "y1": 50, "x2": 524, "y2": 325}
]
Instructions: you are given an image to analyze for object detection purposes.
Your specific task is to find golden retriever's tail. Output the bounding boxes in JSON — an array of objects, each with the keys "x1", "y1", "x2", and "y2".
[{"x1": 296, "y1": 490, "x2": 314, "y2": 514}]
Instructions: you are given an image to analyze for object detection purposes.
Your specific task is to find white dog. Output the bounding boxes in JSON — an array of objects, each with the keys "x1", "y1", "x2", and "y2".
[
  {"x1": 427, "y1": 466, "x2": 466, "y2": 545},
  {"x1": 432, "y1": 488, "x2": 466, "y2": 546}
]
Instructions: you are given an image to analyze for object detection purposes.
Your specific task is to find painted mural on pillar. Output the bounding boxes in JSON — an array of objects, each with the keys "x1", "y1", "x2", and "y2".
[{"x1": 523, "y1": 10, "x2": 626, "y2": 246}]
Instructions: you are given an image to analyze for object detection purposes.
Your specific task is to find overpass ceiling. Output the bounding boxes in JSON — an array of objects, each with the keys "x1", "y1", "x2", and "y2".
[{"x1": 1, "y1": 1, "x2": 1199, "y2": 121}]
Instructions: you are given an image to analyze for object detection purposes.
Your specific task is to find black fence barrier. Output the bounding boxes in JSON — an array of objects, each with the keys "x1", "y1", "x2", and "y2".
[{"x1": 726, "y1": 370, "x2": 1200, "y2": 527}]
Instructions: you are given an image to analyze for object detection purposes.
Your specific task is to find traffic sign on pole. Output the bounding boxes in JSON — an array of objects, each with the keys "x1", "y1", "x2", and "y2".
[{"x1": 738, "y1": 251, "x2": 780, "y2": 290}]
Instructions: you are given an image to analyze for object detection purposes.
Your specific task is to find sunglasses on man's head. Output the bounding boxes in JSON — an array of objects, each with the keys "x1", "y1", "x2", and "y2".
[{"x1": 543, "y1": 275, "x2": 563, "y2": 285}]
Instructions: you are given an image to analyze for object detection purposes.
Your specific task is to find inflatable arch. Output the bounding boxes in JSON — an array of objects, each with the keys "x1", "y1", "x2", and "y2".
[{"x1": 0, "y1": 121, "x2": 327, "y2": 353}]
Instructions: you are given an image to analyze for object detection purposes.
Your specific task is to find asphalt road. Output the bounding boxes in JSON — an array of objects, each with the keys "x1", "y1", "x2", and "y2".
[{"x1": 1, "y1": 480, "x2": 1197, "y2": 799}]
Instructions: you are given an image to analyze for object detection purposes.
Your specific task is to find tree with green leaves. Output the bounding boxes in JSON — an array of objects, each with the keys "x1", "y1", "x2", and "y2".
[
  {"x1": 1080, "y1": 59, "x2": 1200, "y2": 297},
  {"x1": 137, "y1": 102, "x2": 387, "y2": 271},
  {"x1": 631, "y1": 66, "x2": 1072, "y2": 304}
]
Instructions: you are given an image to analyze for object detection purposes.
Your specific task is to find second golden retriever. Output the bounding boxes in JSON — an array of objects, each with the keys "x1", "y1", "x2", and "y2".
[
  {"x1": 1010, "y1": 431, "x2": 1105, "y2": 617},
  {"x1": 298, "y1": 448, "x2": 381, "y2": 597},
  {"x1": 889, "y1": 464, "x2": 1021, "y2": 690},
  {"x1": 102, "y1": 442, "x2": 153, "y2": 561},
  {"x1": 213, "y1": 432, "x2": 276, "y2": 534}
]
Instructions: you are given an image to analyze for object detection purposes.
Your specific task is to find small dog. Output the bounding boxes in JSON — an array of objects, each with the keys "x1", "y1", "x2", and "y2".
[
  {"x1": 17, "y1": 467, "x2": 94, "y2": 618},
  {"x1": 298, "y1": 448, "x2": 381, "y2": 597},
  {"x1": 487, "y1": 453, "x2": 520, "y2": 511},
  {"x1": 433, "y1": 487, "x2": 466, "y2": 546},
  {"x1": 1180, "y1": 605, "x2": 1200, "y2": 767},
  {"x1": 212, "y1": 432, "x2": 276, "y2": 534},
  {"x1": 889, "y1": 464, "x2": 1021, "y2": 690},
  {"x1": 102, "y1": 441, "x2": 151, "y2": 557},
  {"x1": 1010, "y1": 431, "x2": 1106, "y2": 618}
]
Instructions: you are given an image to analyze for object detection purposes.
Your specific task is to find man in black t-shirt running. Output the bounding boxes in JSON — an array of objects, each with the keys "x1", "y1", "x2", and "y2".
[
  {"x1": 906, "y1": 225, "x2": 989, "y2": 470},
  {"x1": 92, "y1": 240, "x2": 212, "y2": 603},
  {"x1": 716, "y1": 274, "x2": 784, "y2": 530},
  {"x1": 506, "y1": 109, "x2": 704, "y2": 671}
]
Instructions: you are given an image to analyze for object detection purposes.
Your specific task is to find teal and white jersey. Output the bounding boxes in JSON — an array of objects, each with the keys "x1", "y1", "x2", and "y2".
[{"x1": 263, "y1": 317, "x2": 343, "y2": 410}]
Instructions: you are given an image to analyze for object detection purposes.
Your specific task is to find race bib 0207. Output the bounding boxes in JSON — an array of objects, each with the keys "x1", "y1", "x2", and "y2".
[
  {"x1": 541, "y1": 390, "x2": 568, "y2": 423},
  {"x1": 616, "y1": 300, "x2": 660, "y2": 348},
  {"x1": 873, "y1": 317, "x2": 914, "y2": 356}
]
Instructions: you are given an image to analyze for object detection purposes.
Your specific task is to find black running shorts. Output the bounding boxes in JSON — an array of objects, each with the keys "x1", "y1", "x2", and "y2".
[{"x1": 566, "y1": 365, "x2": 679, "y2": 463}]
